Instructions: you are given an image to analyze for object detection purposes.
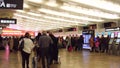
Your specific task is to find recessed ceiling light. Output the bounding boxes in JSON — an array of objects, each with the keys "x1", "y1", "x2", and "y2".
[{"x1": 24, "y1": 3, "x2": 30, "y2": 8}]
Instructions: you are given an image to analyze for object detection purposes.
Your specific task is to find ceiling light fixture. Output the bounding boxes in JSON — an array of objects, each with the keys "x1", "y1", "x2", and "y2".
[
  {"x1": 28, "y1": 0, "x2": 43, "y2": 3},
  {"x1": 27, "y1": 12, "x2": 42, "y2": 17},
  {"x1": 14, "y1": 13, "x2": 77, "y2": 25},
  {"x1": 24, "y1": 3, "x2": 30, "y2": 8},
  {"x1": 39, "y1": 8, "x2": 104, "y2": 22},
  {"x1": 69, "y1": 0, "x2": 120, "y2": 13},
  {"x1": 61, "y1": 3, "x2": 120, "y2": 19},
  {"x1": 43, "y1": 15, "x2": 85, "y2": 24},
  {"x1": 46, "y1": 0, "x2": 58, "y2": 7}
]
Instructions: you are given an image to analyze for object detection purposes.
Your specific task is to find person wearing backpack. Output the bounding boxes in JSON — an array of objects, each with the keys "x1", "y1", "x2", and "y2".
[{"x1": 20, "y1": 32, "x2": 34, "y2": 68}]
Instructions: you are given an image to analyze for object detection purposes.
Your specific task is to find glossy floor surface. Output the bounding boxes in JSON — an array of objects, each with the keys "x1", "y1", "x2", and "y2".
[{"x1": 0, "y1": 46, "x2": 120, "y2": 68}]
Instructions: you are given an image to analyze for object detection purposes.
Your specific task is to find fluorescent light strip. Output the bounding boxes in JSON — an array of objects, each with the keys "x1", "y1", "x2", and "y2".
[
  {"x1": 14, "y1": 14, "x2": 75, "y2": 27},
  {"x1": 16, "y1": 11, "x2": 42, "y2": 17},
  {"x1": 28, "y1": 0, "x2": 43, "y2": 3},
  {"x1": 16, "y1": 10, "x2": 25, "y2": 13},
  {"x1": 43, "y1": 16, "x2": 83, "y2": 24},
  {"x1": 70, "y1": 0, "x2": 120, "y2": 13},
  {"x1": 10, "y1": 20, "x2": 65, "y2": 31},
  {"x1": 46, "y1": 0, "x2": 58, "y2": 7},
  {"x1": 27, "y1": 12, "x2": 42, "y2": 17},
  {"x1": 39, "y1": 8, "x2": 104, "y2": 22},
  {"x1": 14, "y1": 13, "x2": 86, "y2": 25},
  {"x1": 61, "y1": 3, "x2": 119, "y2": 19},
  {"x1": 24, "y1": 3, "x2": 30, "y2": 8},
  {"x1": 15, "y1": 10, "x2": 91, "y2": 24}
]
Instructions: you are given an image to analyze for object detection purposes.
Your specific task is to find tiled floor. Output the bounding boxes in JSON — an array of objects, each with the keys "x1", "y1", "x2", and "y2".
[{"x1": 0, "y1": 45, "x2": 120, "y2": 68}]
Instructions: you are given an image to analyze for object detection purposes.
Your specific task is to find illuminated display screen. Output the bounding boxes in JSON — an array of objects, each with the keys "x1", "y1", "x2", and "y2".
[
  {"x1": 83, "y1": 35, "x2": 91, "y2": 43},
  {"x1": 116, "y1": 39, "x2": 120, "y2": 44},
  {"x1": 114, "y1": 32, "x2": 118, "y2": 37},
  {"x1": 111, "y1": 33, "x2": 114, "y2": 38},
  {"x1": 0, "y1": 0, "x2": 23, "y2": 9},
  {"x1": 0, "y1": 18, "x2": 16, "y2": 24},
  {"x1": 118, "y1": 32, "x2": 120, "y2": 38},
  {"x1": 109, "y1": 39, "x2": 113, "y2": 44}
]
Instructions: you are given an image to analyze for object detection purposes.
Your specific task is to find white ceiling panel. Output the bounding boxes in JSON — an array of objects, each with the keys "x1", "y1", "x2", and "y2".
[{"x1": 8, "y1": 0, "x2": 120, "y2": 31}]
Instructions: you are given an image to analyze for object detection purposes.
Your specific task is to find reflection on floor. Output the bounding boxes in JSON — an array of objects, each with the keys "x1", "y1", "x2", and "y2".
[
  {"x1": 83, "y1": 44, "x2": 91, "y2": 49},
  {"x1": 0, "y1": 45, "x2": 120, "y2": 68}
]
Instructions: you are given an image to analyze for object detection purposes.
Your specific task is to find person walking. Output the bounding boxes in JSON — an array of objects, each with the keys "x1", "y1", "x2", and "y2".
[{"x1": 38, "y1": 31, "x2": 53, "y2": 68}]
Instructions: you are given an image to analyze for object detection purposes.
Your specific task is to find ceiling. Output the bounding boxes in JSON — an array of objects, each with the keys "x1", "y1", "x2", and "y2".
[{"x1": 7, "y1": 0, "x2": 120, "y2": 31}]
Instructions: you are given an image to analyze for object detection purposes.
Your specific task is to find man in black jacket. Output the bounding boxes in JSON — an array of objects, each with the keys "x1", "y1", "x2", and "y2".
[{"x1": 49, "y1": 32, "x2": 58, "y2": 64}]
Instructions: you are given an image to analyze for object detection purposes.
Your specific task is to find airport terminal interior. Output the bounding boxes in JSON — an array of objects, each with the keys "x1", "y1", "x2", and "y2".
[{"x1": 0, "y1": 0, "x2": 120, "y2": 68}]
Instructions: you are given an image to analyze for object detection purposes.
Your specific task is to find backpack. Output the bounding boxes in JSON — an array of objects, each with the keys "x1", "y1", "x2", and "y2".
[{"x1": 19, "y1": 39, "x2": 24, "y2": 51}]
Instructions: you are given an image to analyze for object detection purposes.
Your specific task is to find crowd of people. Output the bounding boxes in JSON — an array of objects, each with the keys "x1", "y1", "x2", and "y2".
[
  {"x1": 89, "y1": 35, "x2": 110, "y2": 53},
  {"x1": 0, "y1": 32, "x2": 112, "y2": 68}
]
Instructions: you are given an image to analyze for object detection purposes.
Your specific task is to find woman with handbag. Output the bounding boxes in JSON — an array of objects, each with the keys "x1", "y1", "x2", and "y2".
[{"x1": 19, "y1": 32, "x2": 34, "y2": 68}]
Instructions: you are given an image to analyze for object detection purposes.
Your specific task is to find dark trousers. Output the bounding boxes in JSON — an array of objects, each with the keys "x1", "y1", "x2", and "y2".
[
  {"x1": 40, "y1": 47, "x2": 50, "y2": 68},
  {"x1": 75, "y1": 44, "x2": 78, "y2": 51},
  {"x1": 21, "y1": 51, "x2": 30, "y2": 68},
  {"x1": 54, "y1": 49, "x2": 58, "y2": 61},
  {"x1": 78, "y1": 44, "x2": 83, "y2": 51},
  {"x1": 101, "y1": 44, "x2": 106, "y2": 53},
  {"x1": 50, "y1": 49, "x2": 58, "y2": 64}
]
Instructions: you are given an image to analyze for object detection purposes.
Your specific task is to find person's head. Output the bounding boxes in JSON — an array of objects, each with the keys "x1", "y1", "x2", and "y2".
[
  {"x1": 48, "y1": 31, "x2": 53, "y2": 36},
  {"x1": 42, "y1": 31, "x2": 47, "y2": 35},
  {"x1": 24, "y1": 32, "x2": 30, "y2": 38},
  {"x1": 102, "y1": 35, "x2": 104, "y2": 37},
  {"x1": 107, "y1": 35, "x2": 110, "y2": 38},
  {"x1": 38, "y1": 32, "x2": 41, "y2": 36},
  {"x1": 80, "y1": 35, "x2": 83, "y2": 38}
]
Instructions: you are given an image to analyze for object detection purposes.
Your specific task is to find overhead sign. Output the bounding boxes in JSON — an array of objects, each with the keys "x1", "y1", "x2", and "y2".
[
  {"x1": 2, "y1": 28, "x2": 35, "y2": 36},
  {"x1": 0, "y1": 18, "x2": 17, "y2": 24},
  {"x1": 82, "y1": 30, "x2": 94, "y2": 34},
  {"x1": 105, "y1": 27, "x2": 120, "y2": 32},
  {"x1": 0, "y1": 0, "x2": 23, "y2": 9}
]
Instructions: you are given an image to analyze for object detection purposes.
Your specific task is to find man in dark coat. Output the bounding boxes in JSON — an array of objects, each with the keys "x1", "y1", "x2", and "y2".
[
  {"x1": 49, "y1": 32, "x2": 58, "y2": 64},
  {"x1": 38, "y1": 31, "x2": 53, "y2": 68}
]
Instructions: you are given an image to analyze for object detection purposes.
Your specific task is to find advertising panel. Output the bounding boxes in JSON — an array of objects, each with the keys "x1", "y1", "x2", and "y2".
[
  {"x1": 0, "y1": 18, "x2": 17, "y2": 24},
  {"x1": 0, "y1": 0, "x2": 23, "y2": 9}
]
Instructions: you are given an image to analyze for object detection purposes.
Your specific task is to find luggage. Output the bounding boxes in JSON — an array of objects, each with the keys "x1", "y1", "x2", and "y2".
[{"x1": 68, "y1": 46, "x2": 73, "y2": 52}]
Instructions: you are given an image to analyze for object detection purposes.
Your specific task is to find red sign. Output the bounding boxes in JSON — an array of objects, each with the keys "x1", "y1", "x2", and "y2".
[{"x1": 1, "y1": 28, "x2": 35, "y2": 36}]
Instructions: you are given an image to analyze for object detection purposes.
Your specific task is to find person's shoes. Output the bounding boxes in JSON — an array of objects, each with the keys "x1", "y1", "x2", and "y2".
[{"x1": 54, "y1": 61, "x2": 59, "y2": 64}]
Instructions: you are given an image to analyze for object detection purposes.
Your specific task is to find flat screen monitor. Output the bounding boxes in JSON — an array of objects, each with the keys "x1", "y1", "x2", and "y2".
[
  {"x1": 116, "y1": 39, "x2": 120, "y2": 44},
  {"x1": 109, "y1": 39, "x2": 113, "y2": 44},
  {"x1": 83, "y1": 35, "x2": 91, "y2": 44},
  {"x1": 118, "y1": 32, "x2": 120, "y2": 38},
  {"x1": 111, "y1": 33, "x2": 114, "y2": 38},
  {"x1": 114, "y1": 32, "x2": 118, "y2": 37},
  {"x1": 104, "y1": 34, "x2": 108, "y2": 37}
]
